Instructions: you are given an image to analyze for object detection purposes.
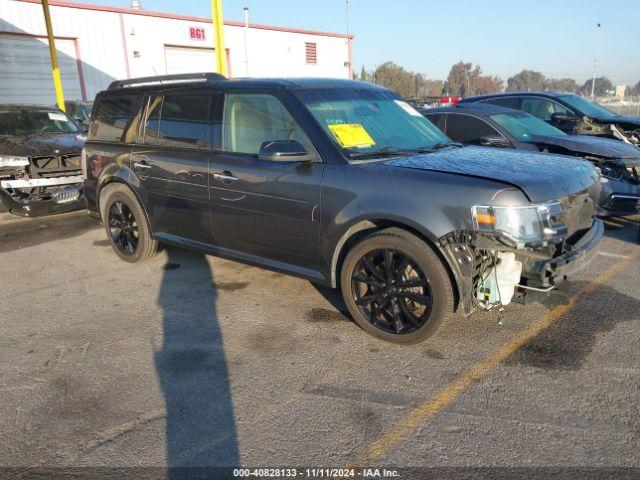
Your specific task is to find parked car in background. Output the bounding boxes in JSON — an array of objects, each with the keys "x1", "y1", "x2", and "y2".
[
  {"x1": 0, "y1": 105, "x2": 85, "y2": 216},
  {"x1": 84, "y1": 73, "x2": 603, "y2": 344},
  {"x1": 459, "y1": 92, "x2": 640, "y2": 147},
  {"x1": 422, "y1": 103, "x2": 640, "y2": 217},
  {"x1": 64, "y1": 100, "x2": 93, "y2": 130}
]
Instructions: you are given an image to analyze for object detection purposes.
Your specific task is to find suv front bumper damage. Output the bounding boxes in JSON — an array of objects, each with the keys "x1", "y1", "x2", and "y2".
[
  {"x1": 0, "y1": 175, "x2": 85, "y2": 217},
  {"x1": 441, "y1": 219, "x2": 603, "y2": 316},
  {"x1": 520, "y1": 219, "x2": 604, "y2": 289}
]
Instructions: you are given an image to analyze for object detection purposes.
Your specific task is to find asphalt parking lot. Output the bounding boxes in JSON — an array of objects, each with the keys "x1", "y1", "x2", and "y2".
[{"x1": 0, "y1": 210, "x2": 639, "y2": 476}]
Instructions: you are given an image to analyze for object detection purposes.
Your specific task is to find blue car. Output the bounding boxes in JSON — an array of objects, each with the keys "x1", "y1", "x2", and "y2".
[
  {"x1": 458, "y1": 91, "x2": 640, "y2": 147},
  {"x1": 422, "y1": 103, "x2": 640, "y2": 217}
]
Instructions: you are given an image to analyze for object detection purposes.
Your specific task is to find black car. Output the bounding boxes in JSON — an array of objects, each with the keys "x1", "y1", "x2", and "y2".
[
  {"x1": 64, "y1": 100, "x2": 93, "y2": 130},
  {"x1": 459, "y1": 91, "x2": 640, "y2": 146},
  {"x1": 0, "y1": 104, "x2": 85, "y2": 216},
  {"x1": 84, "y1": 73, "x2": 603, "y2": 344},
  {"x1": 422, "y1": 103, "x2": 640, "y2": 217}
]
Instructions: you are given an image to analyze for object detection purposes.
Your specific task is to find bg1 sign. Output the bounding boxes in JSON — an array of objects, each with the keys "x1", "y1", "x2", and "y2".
[{"x1": 189, "y1": 27, "x2": 205, "y2": 40}]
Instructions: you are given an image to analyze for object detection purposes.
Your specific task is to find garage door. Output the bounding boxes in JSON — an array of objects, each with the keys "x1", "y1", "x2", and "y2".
[
  {"x1": 0, "y1": 33, "x2": 83, "y2": 105},
  {"x1": 164, "y1": 45, "x2": 217, "y2": 75}
]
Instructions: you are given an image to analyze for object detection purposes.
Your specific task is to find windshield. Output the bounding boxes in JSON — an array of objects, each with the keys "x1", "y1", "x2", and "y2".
[
  {"x1": 490, "y1": 112, "x2": 565, "y2": 142},
  {"x1": 0, "y1": 109, "x2": 79, "y2": 135},
  {"x1": 295, "y1": 88, "x2": 450, "y2": 158},
  {"x1": 558, "y1": 94, "x2": 616, "y2": 118}
]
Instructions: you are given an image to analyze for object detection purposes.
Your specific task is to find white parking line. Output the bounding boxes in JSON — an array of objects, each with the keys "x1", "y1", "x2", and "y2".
[{"x1": 597, "y1": 251, "x2": 630, "y2": 259}]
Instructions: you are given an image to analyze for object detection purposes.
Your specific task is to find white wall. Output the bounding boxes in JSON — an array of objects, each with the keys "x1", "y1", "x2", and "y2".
[
  {"x1": 0, "y1": 0, "x2": 351, "y2": 104},
  {"x1": 0, "y1": 0, "x2": 128, "y2": 99}
]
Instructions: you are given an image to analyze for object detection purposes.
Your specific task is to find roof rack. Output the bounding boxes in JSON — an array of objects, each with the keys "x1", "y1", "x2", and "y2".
[{"x1": 108, "y1": 72, "x2": 226, "y2": 90}]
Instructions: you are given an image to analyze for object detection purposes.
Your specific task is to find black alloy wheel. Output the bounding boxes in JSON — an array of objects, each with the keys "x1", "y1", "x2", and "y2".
[
  {"x1": 108, "y1": 200, "x2": 139, "y2": 255},
  {"x1": 351, "y1": 248, "x2": 433, "y2": 335}
]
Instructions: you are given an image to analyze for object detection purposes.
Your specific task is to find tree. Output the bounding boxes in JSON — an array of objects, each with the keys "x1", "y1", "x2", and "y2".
[
  {"x1": 581, "y1": 77, "x2": 614, "y2": 97},
  {"x1": 545, "y1": 78, "x2": 579, "y2": 93},
  {"x1": 443, "y1": 61, "x2": 503, "y2": 97},
  {"x1": 368, "y1": 62, "x2": 442, "y2": 98},
  {"x1": 630, "y1": 80, "x2": 640, "y2": 96},
  {"x1": 474, "y1": 75, "x2": 504, "y2": 95},
  {"x1": 506, "y1": 70, "x2": 547, "y2": 92},
  {"x1": 358, "y1": 65, "x2": 368, "y2": 82}
]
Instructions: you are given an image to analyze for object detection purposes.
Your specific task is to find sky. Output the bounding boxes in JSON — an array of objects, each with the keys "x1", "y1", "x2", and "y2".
[{"x1": 75, "y1": 0, "x2": 640, "y2": 86}]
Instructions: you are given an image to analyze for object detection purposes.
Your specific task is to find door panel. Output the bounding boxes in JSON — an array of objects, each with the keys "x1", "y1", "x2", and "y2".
[
  {"x1": 210, "y1": 92, "x2": 323, "y2": 269},
  {"x1": 210, "y1": 153, "x2": 322, "y2": 268},
  {"x1": 133, "y1": 146, "x2": 211, "y2": 243},
  {"x1": 133, "y1": 93, "x2": 215, "y2": 244}
]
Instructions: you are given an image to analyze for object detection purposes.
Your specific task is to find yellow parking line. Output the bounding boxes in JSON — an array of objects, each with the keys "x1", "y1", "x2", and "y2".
[{"x1": 350, "y1": 251, "x2": 640, "y2": 466}]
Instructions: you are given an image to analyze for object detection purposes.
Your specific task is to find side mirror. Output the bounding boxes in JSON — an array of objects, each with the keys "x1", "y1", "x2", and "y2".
[
  {"x1": 258, "y1": 140, "x2": 316, "y2": 162},
  {"x1": 550, "y1": 112, "x2": 574, "y2": 123},
  {"x1": 478, "y1": 135, "x2": 510, "y2": 148}
]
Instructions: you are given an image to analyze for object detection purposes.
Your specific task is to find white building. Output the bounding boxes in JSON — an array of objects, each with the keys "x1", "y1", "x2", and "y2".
[{"x1": 0, "y1": 0, "x2": 354, "y2": 104}]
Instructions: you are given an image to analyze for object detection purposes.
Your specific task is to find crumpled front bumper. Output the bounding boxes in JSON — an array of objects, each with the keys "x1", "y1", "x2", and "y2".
[
  {"x1": 0, "y1": 183, "x2": 85, "y2": 217},
  {"x1": 522, "y1": 219, "x2": 604, "y2": 289}
]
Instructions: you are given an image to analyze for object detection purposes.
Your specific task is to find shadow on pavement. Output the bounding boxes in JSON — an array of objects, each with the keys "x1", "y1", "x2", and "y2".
[
  {"x1": 506, "y1": 282, "x2": 640, "y2": 371},
  {"x1": 0, "y1": 211, "x2": 98, "y2": 254},
  {"x1": 155, "y1": 248, "x2": 240, "y2": 477},
  {"x1": 602, "y1": 215, "x2": 640, "y2": 245}
]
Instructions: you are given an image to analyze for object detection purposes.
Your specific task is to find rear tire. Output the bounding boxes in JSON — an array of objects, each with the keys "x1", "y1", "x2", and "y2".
[
  {"x1": 99, "y1": 183, "x2": 158, "y2": 263},
  {"x1": 340, "y1": 228, "x2": 455, "y2": 344}
]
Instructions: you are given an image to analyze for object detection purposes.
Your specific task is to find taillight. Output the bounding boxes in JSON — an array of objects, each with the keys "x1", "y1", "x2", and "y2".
[{"x1": 81, "y1": 148, "x2": 87, "y2": 179}]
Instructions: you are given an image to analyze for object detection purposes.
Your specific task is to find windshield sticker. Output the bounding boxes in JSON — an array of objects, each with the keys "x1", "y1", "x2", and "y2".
[
  {"x1": 328, "y1": 123, "x2": 376, "y2": 148},
  {"x1": 48, "y1": 112, "x2": 68, "y2": 122},
  {"x1": 394, "y1": 100, "x2": 422, "y2": 117}
]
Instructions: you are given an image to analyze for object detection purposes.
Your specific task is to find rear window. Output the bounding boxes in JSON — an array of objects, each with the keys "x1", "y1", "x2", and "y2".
[
  {"x1": 484, "y1": 97, "x2": 521, "y2": 109},
  {"x1": 90, "y1": 94, "x2": 142, "y2": 142}
]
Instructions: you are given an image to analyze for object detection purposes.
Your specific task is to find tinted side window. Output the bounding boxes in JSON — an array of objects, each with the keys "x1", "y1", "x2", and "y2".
[
  {"x1": 424, "y1": 113, "x2": 446, "y2": 134},
  {"x1": 484, "y1": 97, "x2": 521, "y2": 109},
  {"x1": 222, "y1": 93, "x2": 310, "y2": 155},
  {"x1": 143, "y1": 96, "x2": 163, "y2": 144},
  {"x1": 521, "y1": 97, "x2": 569, "y2": 121},
  {"x1": 90, "y1": 94, "x2": 142, "y2": 142},
  {"x1": 445, "y1": 114, "x2": 498, "y2": 143},
  {"x1": 155, "y1": 95, "x2": 212, "y2": 149}
]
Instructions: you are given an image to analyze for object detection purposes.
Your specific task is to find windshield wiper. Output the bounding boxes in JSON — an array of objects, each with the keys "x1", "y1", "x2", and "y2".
[
  {"x1": 348, "y1": 147, "x2": 413, "y2": 159},
  {"x1": 429, "y1": 141, "x2": 463, "y2": 150}
]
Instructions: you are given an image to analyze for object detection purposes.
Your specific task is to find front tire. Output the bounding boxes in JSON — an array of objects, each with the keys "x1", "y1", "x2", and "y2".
[
  {"x1": 99, "y1": 183, "x2": 158, "y2": 263},
  {"x1": 340, "y1": 228, "x2": 455, "y2": 344}
]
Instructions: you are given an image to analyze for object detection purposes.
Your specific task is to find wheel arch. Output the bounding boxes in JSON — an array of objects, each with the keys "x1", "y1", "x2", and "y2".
[
  {"x1": 97, "y1": 177, "x2": 152, "y2": 235},
  {"x1": 329, "y1": 217, "x2": 461, "y2": 311}
]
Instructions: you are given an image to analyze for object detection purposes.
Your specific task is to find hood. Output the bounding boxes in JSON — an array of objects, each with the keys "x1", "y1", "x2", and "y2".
[
  {"x1": 591, "y1": 114, "x2": 640, "y2": 128},
  {"x1": 0, "y1": 133, "x2": 84, "y2": 157},
  {"x1": 531, "y1": 134, "x2": 640, "y2": 166},
  {"x1": 382, "y1": 146, "x2": 599, "y2": 203}
]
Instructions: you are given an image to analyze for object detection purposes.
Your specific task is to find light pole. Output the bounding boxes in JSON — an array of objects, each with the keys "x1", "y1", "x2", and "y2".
[
  {"x1": 590, "y1": 23, "x2": 601, "y2": 100},
  {"x1": 243, "y1": 6, "x2": 249, "y2": 76},
  {"x1": 345, "y1": 0, "x2": 352, "y2": 79}
]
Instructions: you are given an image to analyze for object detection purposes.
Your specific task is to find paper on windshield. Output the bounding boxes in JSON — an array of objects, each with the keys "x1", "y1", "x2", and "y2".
[
  {"x1": 48, "y1": 112, "x2": 68, "y2": 122},
  {"x1": 328, "y1": 123, "x2": 375, "y2": 148},
  {"x1": 394, "y1": 100, "x2": 422, "y2": 117}
]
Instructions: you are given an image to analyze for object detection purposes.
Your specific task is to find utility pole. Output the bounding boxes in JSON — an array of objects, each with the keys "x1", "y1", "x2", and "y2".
[
  {"x1": 243, "y1": 6, "x2": 249, "y2": 76},
  {"x1": 41, "y1": 0, "x2": 65, "y2": 111},
  {"x1": 591, "y1": 23, "x2": 601, "y2": 100},
  {"x1": 345, "y1": 0, "x2": 352, "y2": 79},
  {"x1": 211, "y1": 0, "x2": 228, "y2": 76}
]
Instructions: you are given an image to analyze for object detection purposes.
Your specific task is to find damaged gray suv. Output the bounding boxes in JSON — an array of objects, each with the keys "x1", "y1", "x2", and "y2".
[{"x1": 84, "y1": 74, "x2": 603, "y2": 344}]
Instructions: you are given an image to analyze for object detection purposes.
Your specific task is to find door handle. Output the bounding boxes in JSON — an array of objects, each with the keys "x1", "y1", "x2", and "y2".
[{"x1": 213, "y1": 171, "x2": 237, "y2": 182}]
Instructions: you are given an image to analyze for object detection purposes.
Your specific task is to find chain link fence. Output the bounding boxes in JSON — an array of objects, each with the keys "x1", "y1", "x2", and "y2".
[{"x1": 599, "y1": 95, "x2": 640, "y2": 116}]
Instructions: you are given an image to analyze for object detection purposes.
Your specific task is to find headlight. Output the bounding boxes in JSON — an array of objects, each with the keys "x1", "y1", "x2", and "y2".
[
  {"x1": 0, "y1": 155, "x2": 29, "y2": 168},
  {"x1": 472, "y1": 202, "x2": 565, "y2": 246}
]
